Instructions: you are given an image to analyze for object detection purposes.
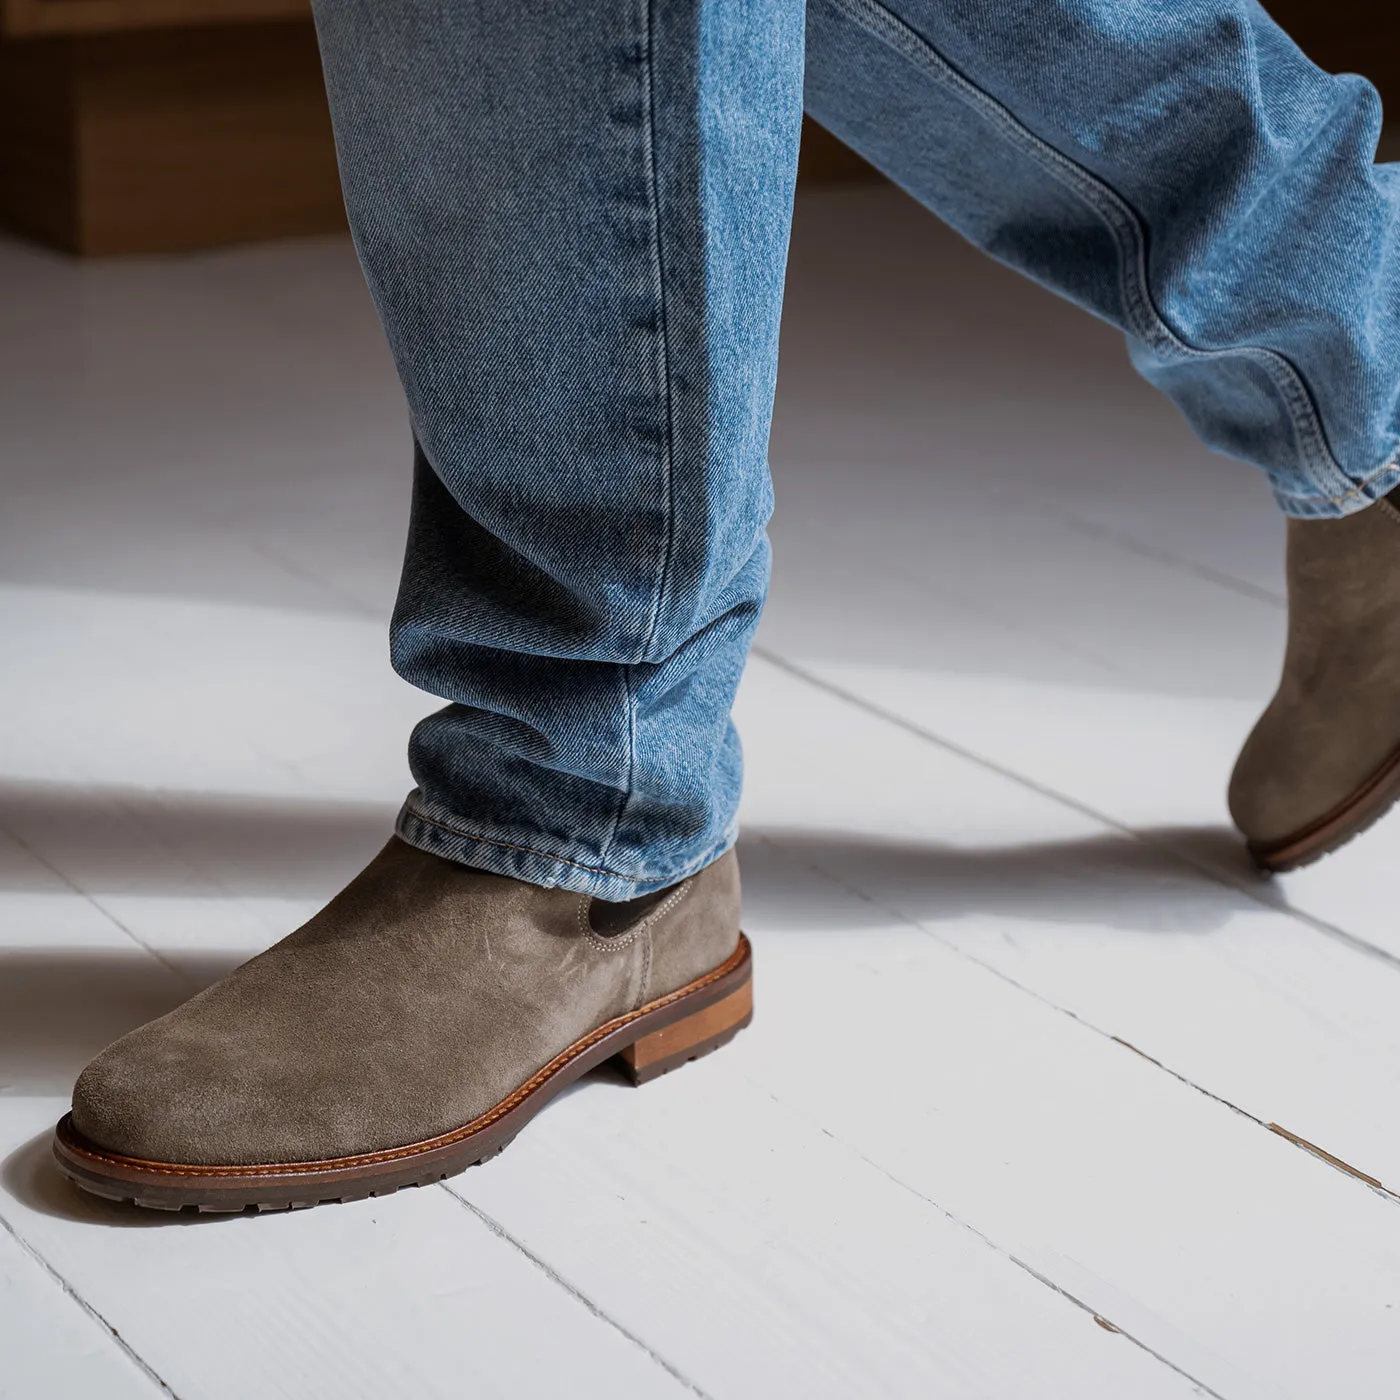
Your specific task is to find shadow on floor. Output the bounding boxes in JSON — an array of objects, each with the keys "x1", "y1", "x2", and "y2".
[
  {"x1": 0, "y1": 949, "x2": 238, "y2": 1094},
  {"x1": 0, "y1": 779, "x2": 398, "y2": 897},
  {"x1": 0, "y1": 798, "x2": 1264, "y2": 1224},
  {"x1": 0, "y1": 809, "x2": 1259, "y2": 1099},
  {"x1": 738, "y1": 822, "x2": 1263, "y2": 936},
  {"x1": 0, "y1": 778, "x2": 1259, "y2": 924},
  {"x1": 0, "y1": 1132, "x2": 212, "y2": 1230}
]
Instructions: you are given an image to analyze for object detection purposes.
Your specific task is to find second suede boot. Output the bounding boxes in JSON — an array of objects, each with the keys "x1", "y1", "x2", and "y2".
[{"x1": 1230, "y1": 495, "x2": 1400, "y2": 870}]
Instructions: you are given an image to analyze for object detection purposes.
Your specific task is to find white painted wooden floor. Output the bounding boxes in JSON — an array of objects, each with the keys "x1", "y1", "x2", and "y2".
[{"x1": 4, "y1": 183, "x2": 1400, "y2": 1399}]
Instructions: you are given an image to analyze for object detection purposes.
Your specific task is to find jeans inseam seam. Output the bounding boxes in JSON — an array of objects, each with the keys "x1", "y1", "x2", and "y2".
[
  {"x1": 598, "y1": 0, "x2": 677, "y2": 874},
  {"x1": 598, "y1": 660, "x2": 638, "y2": 872},
  {"x1": 826, "y1": 0, "x2": 1357, "y2": 500},
  {"x1": 399, "y1": 799, "x2": 741, "y2": 888},
  {"x1": 635, "y1": 0, "x2": 680, "y2": 666}
]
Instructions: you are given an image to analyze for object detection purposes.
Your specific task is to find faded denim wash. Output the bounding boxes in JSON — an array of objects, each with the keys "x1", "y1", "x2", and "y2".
[{"x1": 310, "y1": 0, "x2": 1400, "y2": 896}]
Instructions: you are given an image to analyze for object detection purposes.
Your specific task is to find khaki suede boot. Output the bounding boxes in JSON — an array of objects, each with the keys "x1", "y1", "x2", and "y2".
[
  {"x1": 1230, "y1": 496, "x2": 1400, "y2": 871},
  {"x1": 53, "y1": 838, "x2": 750, "y2": 1211}
]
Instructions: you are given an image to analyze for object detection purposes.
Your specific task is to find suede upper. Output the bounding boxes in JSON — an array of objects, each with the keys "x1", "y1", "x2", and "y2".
[
  {"x1": 1230, "y1": 499, "x2": 1400, "y2": 845},
  {"x1": 71, "y1": 839, "x2": 741, "y2": 1166}
]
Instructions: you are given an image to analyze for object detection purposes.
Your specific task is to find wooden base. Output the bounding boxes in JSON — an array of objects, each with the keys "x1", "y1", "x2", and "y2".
[{"x1": 0, "y1": 21, "x2": 345, "y2": 255}]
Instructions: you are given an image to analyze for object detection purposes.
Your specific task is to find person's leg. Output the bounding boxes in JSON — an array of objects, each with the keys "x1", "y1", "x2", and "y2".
[
  {"x1": 805, "y1": 0, "x2": 1400, "y2": 514},
  {"x1": 319, "y1": 0, "x2": 804, "y2": 900},
  {"x1": 802, "y1": 0, "x2": 1400, "y2": 865},
  {"x1": 54, "y1": 0, "x2": 802, "y2": 1210}
]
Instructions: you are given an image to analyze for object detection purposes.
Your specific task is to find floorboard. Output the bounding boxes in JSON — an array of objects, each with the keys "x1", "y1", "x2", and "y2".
[
  {"x1": 0, "y1": 1219, "x2": 164, "y2": 1400},
  {"x1": 6, "y1": 183, "x2": 1400, "y2": 1395},
  {"x1": 767, "y1": 185, "x2": 1400, "y2": 962}
]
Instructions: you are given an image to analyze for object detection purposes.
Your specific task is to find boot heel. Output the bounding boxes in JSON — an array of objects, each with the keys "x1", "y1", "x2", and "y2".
[{"x1": 617, "y1": 977, "x2": 753, "y2": 1086}]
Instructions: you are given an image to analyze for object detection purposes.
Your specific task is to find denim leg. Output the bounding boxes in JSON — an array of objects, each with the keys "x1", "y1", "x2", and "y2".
[
  {"x1": 311, "y1": 1, "x2": 804, "y2": 897},
  {"x1": 804, "y1": 0, "x2": 1400, "y2": 518}
]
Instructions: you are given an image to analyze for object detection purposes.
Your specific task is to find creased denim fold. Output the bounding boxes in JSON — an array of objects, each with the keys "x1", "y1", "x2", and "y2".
[{"x1": 312, "y1": 0, "x2": 1400, "y2": 893}]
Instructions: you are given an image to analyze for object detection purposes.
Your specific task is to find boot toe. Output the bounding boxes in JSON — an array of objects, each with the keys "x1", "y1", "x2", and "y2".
[
  {"x1": 1229, "y1": 702, "x2": 1400, "y2": 854},
  {"x1": 71, "y1": 1036, "x2": 212, "y2": 1165},
  {"x1": 1227, "y1": 731, "x2": 1301, "y2": 848},
  {"x1": 70, "y1": 1018, "x2": 304, "y2": 1167}
]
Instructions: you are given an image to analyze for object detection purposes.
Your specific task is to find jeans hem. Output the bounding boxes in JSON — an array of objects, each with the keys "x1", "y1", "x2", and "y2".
[
  {"x1": 395, "y1": 796, "x2": 739, "y2": 900},
  {"x1": 1273, "y1": 451, "x2": 1400, "y2": 519}
]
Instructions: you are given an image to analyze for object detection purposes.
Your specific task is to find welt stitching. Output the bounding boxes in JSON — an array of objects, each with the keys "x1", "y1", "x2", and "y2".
[
  {"x1": 64, "y1": 936, "x2": 751, "y2": 1179},
  {"x1": 828, "y1": 0, "x2": 1349, "y2": 489}
]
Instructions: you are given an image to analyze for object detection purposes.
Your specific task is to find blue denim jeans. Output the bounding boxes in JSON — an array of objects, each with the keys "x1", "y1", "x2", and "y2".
[{"x1": 310, "y1": 0, "x2": 1400, "y2": 897}]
